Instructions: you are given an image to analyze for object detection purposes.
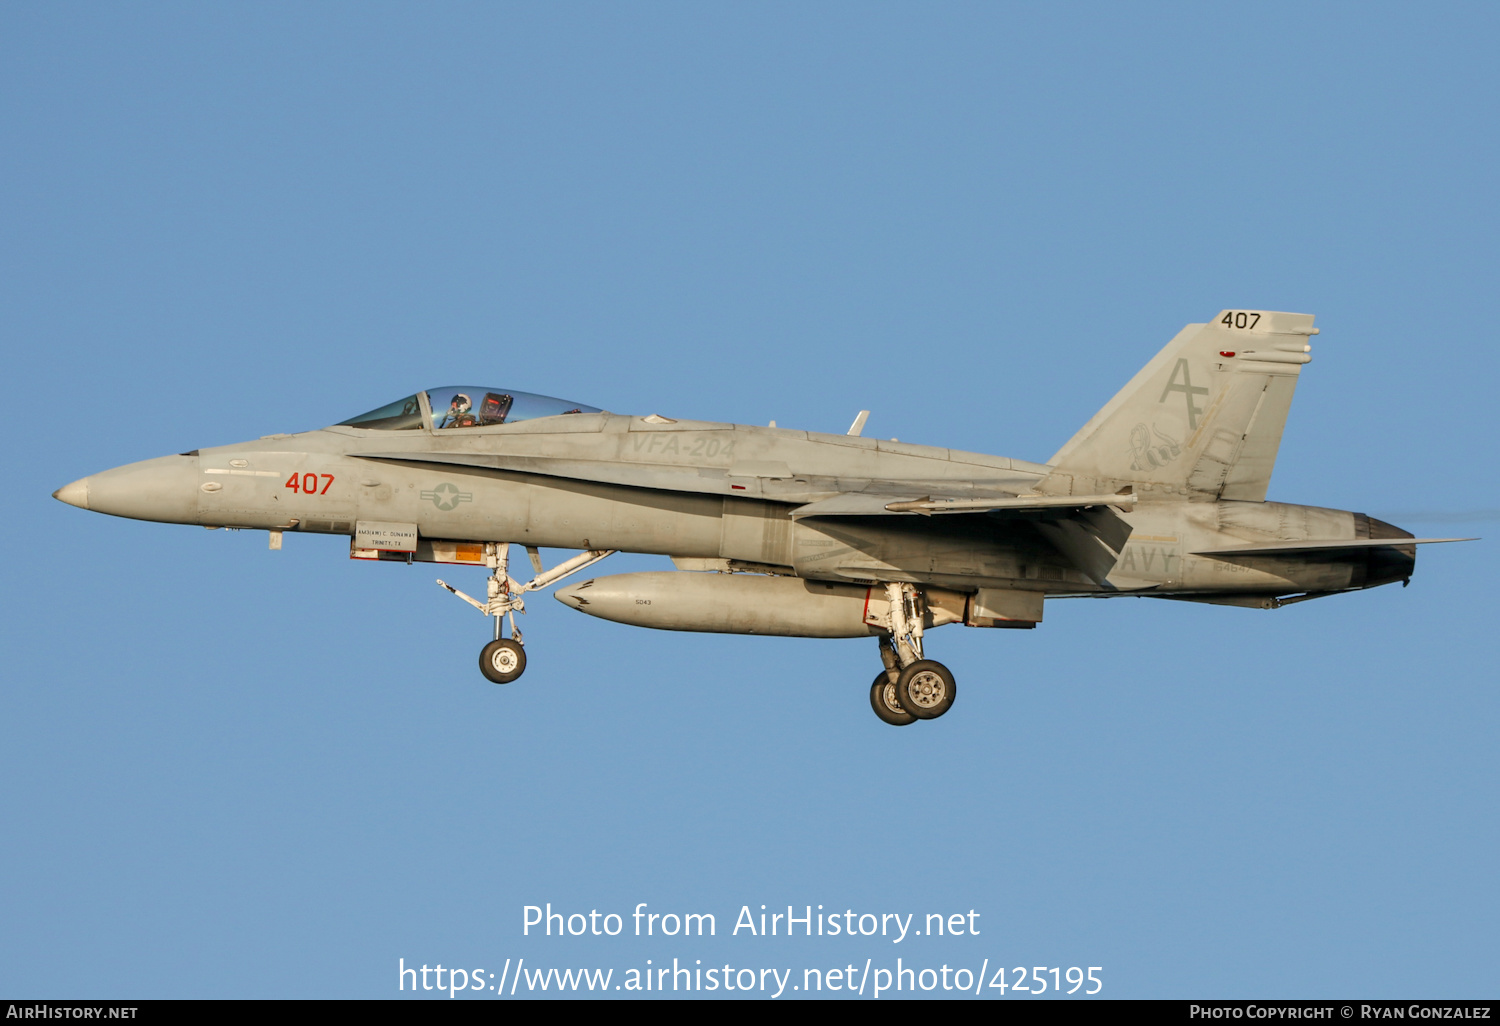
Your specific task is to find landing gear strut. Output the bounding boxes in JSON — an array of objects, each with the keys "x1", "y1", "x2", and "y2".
[
  {"x1": 438, "y1": 543, "x2": 614, "y2": 685},
  {"x1": 869, "y1": 583, "x2": 957, "y2": 724}
]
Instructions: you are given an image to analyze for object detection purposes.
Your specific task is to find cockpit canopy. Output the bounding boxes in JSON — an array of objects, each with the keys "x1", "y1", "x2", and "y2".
[{"x1": 338, "y1": 388, "x2": 602, "y2": 431}]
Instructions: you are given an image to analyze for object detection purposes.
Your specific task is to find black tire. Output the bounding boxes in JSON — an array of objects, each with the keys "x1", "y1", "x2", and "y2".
[
  {"x1": 479, "y1": 638, "x2": 527, "y2": 684},
  {"x1": 869, "y1": 672, "x2": 917, "y2": 726},
  {"x1": 894, "y1": 660, "x2": 956, "y2": 720}
]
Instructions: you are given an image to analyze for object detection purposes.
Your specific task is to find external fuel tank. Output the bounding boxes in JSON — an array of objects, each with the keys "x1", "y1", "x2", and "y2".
[{"x1": 554, "y1": 571, "x2": 971, "y2": 638}]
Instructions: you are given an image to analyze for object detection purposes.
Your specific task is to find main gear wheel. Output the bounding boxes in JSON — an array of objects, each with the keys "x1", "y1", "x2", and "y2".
[
  {"x1": 893, "y1": 660, "x2": 955, "y2": 720},
  {"x1": 869, "y1": 672, "x2": 917, "y2": 726}
]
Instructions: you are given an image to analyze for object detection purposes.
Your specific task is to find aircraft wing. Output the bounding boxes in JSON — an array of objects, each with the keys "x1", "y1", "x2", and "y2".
[{"x1": 789, "y1": 491, "x2": 1137, "y2": 587}]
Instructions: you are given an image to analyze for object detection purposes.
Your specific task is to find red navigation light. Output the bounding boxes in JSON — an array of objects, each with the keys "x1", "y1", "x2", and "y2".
[{"x1": 1219, "y1": 351, "x2": 1236, "y2": 358}]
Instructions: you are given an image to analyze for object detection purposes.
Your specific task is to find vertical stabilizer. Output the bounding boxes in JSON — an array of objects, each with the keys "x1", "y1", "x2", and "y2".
[{"x1": 1042, "y1": 310, "x2": 1316, "y2": 501}]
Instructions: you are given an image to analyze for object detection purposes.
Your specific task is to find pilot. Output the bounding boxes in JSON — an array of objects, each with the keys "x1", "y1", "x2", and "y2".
[{"x1": 439, "y1": 393, "x2": 473, "y2": 429}]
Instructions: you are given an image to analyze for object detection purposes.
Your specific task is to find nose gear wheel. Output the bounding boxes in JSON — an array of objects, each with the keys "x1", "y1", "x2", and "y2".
[{"x1": 479, "y1": 638, "x2": 527, "y2": 684}]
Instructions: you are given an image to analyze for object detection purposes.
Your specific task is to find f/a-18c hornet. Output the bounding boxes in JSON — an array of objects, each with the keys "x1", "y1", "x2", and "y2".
[{"x1": 54, "y1": 310, "x2": 1472, "y2": 725}]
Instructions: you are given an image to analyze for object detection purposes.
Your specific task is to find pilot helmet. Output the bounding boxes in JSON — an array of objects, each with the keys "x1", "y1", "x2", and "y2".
[{"x1": 450, "y1": 393, "x2": 471, "y2": 410}]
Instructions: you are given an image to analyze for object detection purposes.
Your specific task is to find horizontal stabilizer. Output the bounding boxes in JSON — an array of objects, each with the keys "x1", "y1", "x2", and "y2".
[{"x1": 1193, "y1": 537, "x2": 1475, "y2": 557}]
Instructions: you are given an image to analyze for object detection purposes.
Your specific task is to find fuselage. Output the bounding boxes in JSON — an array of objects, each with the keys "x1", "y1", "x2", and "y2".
[{"x1": 54, "y1": 409, "x2": 1415, "y2": 603}]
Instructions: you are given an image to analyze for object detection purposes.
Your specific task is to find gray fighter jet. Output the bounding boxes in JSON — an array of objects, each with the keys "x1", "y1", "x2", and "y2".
[{"x1": 53, "y1": 310, "x2": 1471, "y2": 725}]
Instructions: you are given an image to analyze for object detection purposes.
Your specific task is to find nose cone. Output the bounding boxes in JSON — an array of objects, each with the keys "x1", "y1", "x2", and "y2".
[
  {"x1": 53, "y1": 453, "x2": 201, "y2": 524},
  {"x1": 554, "y1": 580, "x2": 592, "y2": 609},
  {"x1": 52, "y1": 478, "x2": 89, "y2": 509}
]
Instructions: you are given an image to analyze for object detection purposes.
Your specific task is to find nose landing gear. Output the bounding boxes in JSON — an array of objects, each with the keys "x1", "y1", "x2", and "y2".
[
  {"x1": 438, "y1": 543, "x2": 614, "y2": 685},
  {"x1": 869, "y1": 583, "x2": 957, "y2": 725}
]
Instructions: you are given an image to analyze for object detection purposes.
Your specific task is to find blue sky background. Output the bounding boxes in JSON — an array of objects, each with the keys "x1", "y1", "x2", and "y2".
[{"x1": 2, "y1": 2, "x2": 1496, "y2": 999}]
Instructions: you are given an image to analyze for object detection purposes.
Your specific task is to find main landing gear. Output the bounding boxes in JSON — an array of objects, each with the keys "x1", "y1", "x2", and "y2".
[
  {"x1": 438, "y1": 543, "x2": 614, "y2": 685},
  {"x1": 869, "y1": 583, "x2": 957, "y2": 726}
]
